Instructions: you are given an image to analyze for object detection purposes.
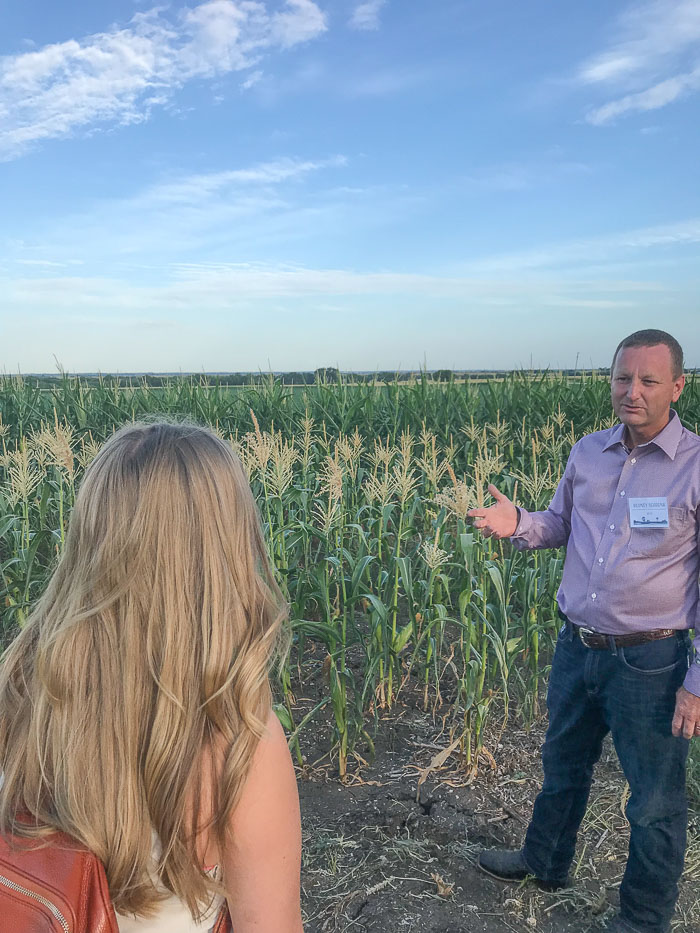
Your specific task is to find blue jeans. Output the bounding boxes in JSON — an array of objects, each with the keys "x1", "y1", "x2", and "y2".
[{"x1": 522, "y1": 621, "x2": 691, "y2": 933}]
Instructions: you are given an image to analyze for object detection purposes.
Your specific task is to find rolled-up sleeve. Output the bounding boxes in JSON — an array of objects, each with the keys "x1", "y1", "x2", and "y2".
[
  {"x1": 682, "y1": 512, "x2": 700, "y2": 697},
  {"x1": 510, "y1": 441, "x2": 578, "y2": 551},
  {"x1": 684, "y1": 654, "x2": 700, "y2": 697}
]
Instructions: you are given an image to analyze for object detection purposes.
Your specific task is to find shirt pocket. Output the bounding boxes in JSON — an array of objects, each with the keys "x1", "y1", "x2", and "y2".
[{"x1": 626, "y1": 506, "x2": 688, "y2": 557}]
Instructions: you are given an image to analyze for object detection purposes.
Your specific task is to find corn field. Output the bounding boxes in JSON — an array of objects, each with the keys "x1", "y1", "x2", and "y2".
[{"x1": 1, "y1": 371, "x2": 699, "y2": 781}]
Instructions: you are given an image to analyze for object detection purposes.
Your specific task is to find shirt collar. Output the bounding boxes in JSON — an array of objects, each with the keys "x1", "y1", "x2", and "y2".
[
  {"x1": 603, "y1": 409, "x2": 682, "y2": 460},
  {"x1": 602, "y1": 422, "x2": 626, "y2": 453}
]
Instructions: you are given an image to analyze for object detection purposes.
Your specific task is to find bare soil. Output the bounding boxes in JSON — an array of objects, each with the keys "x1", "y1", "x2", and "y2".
[{"x1": 291, "y1": 680, "x2": 700, "y2": 933}]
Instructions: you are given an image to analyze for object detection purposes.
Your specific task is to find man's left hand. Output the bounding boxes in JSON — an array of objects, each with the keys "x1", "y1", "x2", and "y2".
[{"x1": 672, "y1": 686, "x2": 700, "y2": 739}]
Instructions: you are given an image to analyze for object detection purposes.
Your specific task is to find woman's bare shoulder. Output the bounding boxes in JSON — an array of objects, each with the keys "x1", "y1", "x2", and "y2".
[
  {"x1": 198, "y1": 710, "x2": 290, "y2": 862},
  {"x1": 220, "y1": 710, "x2": 303, "y2": 932},
  {"x1": 226, "y1": 709, "x2": 298, "y2": 837}
]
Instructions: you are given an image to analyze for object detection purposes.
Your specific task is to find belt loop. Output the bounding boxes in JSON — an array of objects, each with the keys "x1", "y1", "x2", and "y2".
[{"x1": 607, "y1": 634, "x2": 618, "y2": 657}]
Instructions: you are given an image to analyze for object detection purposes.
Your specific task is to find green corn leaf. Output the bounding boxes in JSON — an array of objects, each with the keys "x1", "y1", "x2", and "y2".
[
  {"x1": 392, "y1": 620, "x2": 414, "y2": 654},
  {"x1": 272, "y1": 703, "x2": 294, "y2": 731}
]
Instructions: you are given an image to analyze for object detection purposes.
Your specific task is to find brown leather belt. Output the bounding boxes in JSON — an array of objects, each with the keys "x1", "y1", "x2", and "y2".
[{"x1": 572, "y1": 623, "x2": 676, "y2": 650}]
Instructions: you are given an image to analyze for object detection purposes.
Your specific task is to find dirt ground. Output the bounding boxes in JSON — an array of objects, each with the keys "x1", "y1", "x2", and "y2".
[{"x1": 291, "y1": 682, "x2": 700, "y2": 933}]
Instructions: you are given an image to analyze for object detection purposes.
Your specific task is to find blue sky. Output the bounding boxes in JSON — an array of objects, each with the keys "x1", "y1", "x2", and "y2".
[{"x1": 1, "y1": 0, "x2": 699, "y2": 373}]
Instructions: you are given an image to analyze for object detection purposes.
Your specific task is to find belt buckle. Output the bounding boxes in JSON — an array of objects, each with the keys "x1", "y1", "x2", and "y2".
[{"x1": 578, "y1": 627, "x2": 598, "y2": 648}]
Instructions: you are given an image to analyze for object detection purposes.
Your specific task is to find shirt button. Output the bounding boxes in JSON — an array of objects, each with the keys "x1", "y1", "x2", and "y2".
[
  {"x1": 598, "y1": 557, "x2": 604, "y2": 564},
  {"x1": 609, "y1": 524, "x2": 615, "y2": 530},
  {"x1": 620, "y1": 491, "x2": 626, "y2": 497},
  {"x1": 630, "y1": 458, "x2": 637, "y2": 464},
  {"x1": 591, "y1": 593, "x2": 597, "y2": 600}
]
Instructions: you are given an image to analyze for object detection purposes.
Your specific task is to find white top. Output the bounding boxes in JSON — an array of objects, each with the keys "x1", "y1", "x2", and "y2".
[
  {"x1": 115, "y1": 835, "x2": 225, "y2": 933},
  {"x1": 116, "y1": 892, "x2": 223, "y2": 933}
]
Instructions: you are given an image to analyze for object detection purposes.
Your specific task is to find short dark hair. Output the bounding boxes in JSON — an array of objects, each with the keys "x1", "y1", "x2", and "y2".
[{"x1": 612, "y1": 329, "x2": 684, "y2": 379}]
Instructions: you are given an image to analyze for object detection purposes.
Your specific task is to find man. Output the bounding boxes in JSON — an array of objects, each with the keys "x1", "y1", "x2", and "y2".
[{"x1": 468, "y1": 330, "x2": 700, "y2": 933}]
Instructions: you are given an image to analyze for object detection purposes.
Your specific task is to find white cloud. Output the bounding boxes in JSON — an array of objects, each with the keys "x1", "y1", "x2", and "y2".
[
  {"x1": 456, "y1": 157, "x2": 591, "y2": 195},
  {"x1": 586, "y1": 65, "x2": 700, "y2": 124},
  {"x1": 5, "y1": 226, "x2": 698, "y2": 371},
  {"x1": 138, "y1": 155, "x2": 347, "y2": 204},
  {"x1": 580, "y1": 0, "x2": 700, "y2": 85},
  {"x1": 0, "y1": 265, "x2": 653, "y2": 316},
  {"x1": 241, "y1": 69, "x2": 264, "y2": 89},
  {"x1": 4, "y1": 263, "x2": 679, "y2": 377},
  {"x1": 457, "y1": 217, "x2": 700, "y2": 275},
  {"x1": 0, "y1": 1, "x2": 328, "y2": 158},
  {"x1": 5, "y1": 217, "x2": 696, "y2": 319},
  {"x1": 577, "y1": 0, "x2": 700, "y2": 123},
  {"x1": 15, "y1": 259, "x2": 68, "y2": 267},
  {"x1": 271, "y1": 0, "x2": 329, "y2": 47},
  {"x1": 0, "y1": 154, "x2": 353, "y2": 269},
  {"x1": 347, "y1": 68, "x2": 421, "y2": 96},
  {"x1": 349, "y1": 0, "x2": 387, "y2": 31}
]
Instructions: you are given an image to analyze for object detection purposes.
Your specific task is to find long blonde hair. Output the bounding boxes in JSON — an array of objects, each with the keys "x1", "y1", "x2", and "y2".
[{"x1": 0, "y1": 420, "x2": 287, "y2": 919}]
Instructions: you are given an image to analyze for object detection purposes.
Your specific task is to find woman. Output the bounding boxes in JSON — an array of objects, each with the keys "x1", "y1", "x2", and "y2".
[{"x1": 0, "y1": 421, "x2": 304, "y2": 932}]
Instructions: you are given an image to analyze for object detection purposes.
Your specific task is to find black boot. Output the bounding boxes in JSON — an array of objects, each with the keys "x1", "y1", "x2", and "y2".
[
  {"x1": 477, "y1": 848, "x2": 568, "y2": 891},
  {"x1": 603, "y1": 916, "x2": 666, "y2": 933}
]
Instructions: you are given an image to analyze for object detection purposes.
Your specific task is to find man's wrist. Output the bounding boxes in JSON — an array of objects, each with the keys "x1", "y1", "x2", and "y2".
[{"x1": 511, "y1": 506, "x2": 521, "y2": 536}]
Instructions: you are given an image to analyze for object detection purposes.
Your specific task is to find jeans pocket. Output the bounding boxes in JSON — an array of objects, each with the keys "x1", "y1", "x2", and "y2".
[
  {"x1": 618, "y1": 637, "x2": 687, "y2": 675},
  {"x1": 557, "y1": 620, "x2": 574, "y2": 642}
]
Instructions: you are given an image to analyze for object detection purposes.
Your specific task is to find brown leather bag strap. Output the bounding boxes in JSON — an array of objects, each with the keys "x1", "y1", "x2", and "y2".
[{"x1": 212, "y1": 902, "x2": 233, "y2": 933}]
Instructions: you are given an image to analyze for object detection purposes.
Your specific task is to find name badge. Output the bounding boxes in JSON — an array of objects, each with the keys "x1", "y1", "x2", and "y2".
[{"x1": 628, "y1": 497, "x2": 669, "y2": 529}]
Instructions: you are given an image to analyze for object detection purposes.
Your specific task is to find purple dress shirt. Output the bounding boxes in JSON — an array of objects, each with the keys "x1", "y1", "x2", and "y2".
[{"x1": 511, "y1": 410, "x2": 700, "y2": 696}]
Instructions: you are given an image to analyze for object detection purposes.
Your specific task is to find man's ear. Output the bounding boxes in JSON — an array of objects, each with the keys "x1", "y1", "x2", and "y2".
[{"x1": 672, "y1": 373, "x2": 685, "y2": 403}]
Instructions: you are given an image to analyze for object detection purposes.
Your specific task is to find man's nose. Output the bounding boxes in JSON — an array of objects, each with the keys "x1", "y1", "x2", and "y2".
[{"x1": 626, "y1": 378, "x2": 642, "y2": 399}]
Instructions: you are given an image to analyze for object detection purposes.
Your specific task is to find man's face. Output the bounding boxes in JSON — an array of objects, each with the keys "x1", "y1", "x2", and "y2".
[{"x1": 611, "y1": 343, "x2": 685, "y2": 442}]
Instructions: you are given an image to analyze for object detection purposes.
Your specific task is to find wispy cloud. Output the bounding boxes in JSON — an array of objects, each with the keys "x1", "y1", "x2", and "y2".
[
  {"x1": 241, "y1": 69, "x2": 264, "y2": 89},
  {"x1": 457, "y1": 156, "x2": 591, "y2": 194},
  {"x1": 346, "y1": 66, "x2": 431, "y2": 97},
  {"x1": 577, "y1": 0, "x2": 700, "y2": 124},
  {"x1": 11, "y1": 265, "x2": 683, "y2": 375},
  {"x1": 2, "y1": 155, "x2": 355, "y2": 267},
  {"x1": 0, "y1": 1, "x2": 328, "y2": 158},
  {"x1": 14, "y1": 258, "x2": 69, "y2": 268},
  {"x1": 349, "y1": 0, "x2": 387, "y2": 31},
  {"x1": 457, "y1": 217, "x2": 700, "y2": 275},
  {"x1": 4, "y1": 245, "x2": 694, "y2": 371},
  {"x1": 1, "y1": 264, "x2": 653, "y2": 314},
  {"x1": 139, "y1": 155, "x2": 347, "y2": 205},
  {"x1": 586, "y1": 65, "x2": 700, "y2": 125}
]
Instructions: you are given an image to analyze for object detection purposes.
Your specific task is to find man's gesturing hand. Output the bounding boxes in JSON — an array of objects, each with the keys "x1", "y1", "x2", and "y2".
[
  {"x1": 672, "y1": 686, "x2": 700, "y2": 740},
  {"x1": 467, "y1": 484, "x2": 519, "y2": 539}
]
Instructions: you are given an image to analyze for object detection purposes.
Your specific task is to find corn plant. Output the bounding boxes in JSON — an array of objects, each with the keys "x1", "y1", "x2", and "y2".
[{"x1": 1, "y1": 371, "x2": 698, "y2": 777}]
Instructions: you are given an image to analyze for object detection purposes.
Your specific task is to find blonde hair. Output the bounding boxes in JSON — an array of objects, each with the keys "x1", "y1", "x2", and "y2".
[{"x1": 0, "y1": 420, "x2": 287, "y2": 920}]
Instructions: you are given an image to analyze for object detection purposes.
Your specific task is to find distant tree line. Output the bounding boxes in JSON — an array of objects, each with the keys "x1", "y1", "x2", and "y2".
[{"x1": 7, "y1": 366, "x2": 628, "y2": 390}]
